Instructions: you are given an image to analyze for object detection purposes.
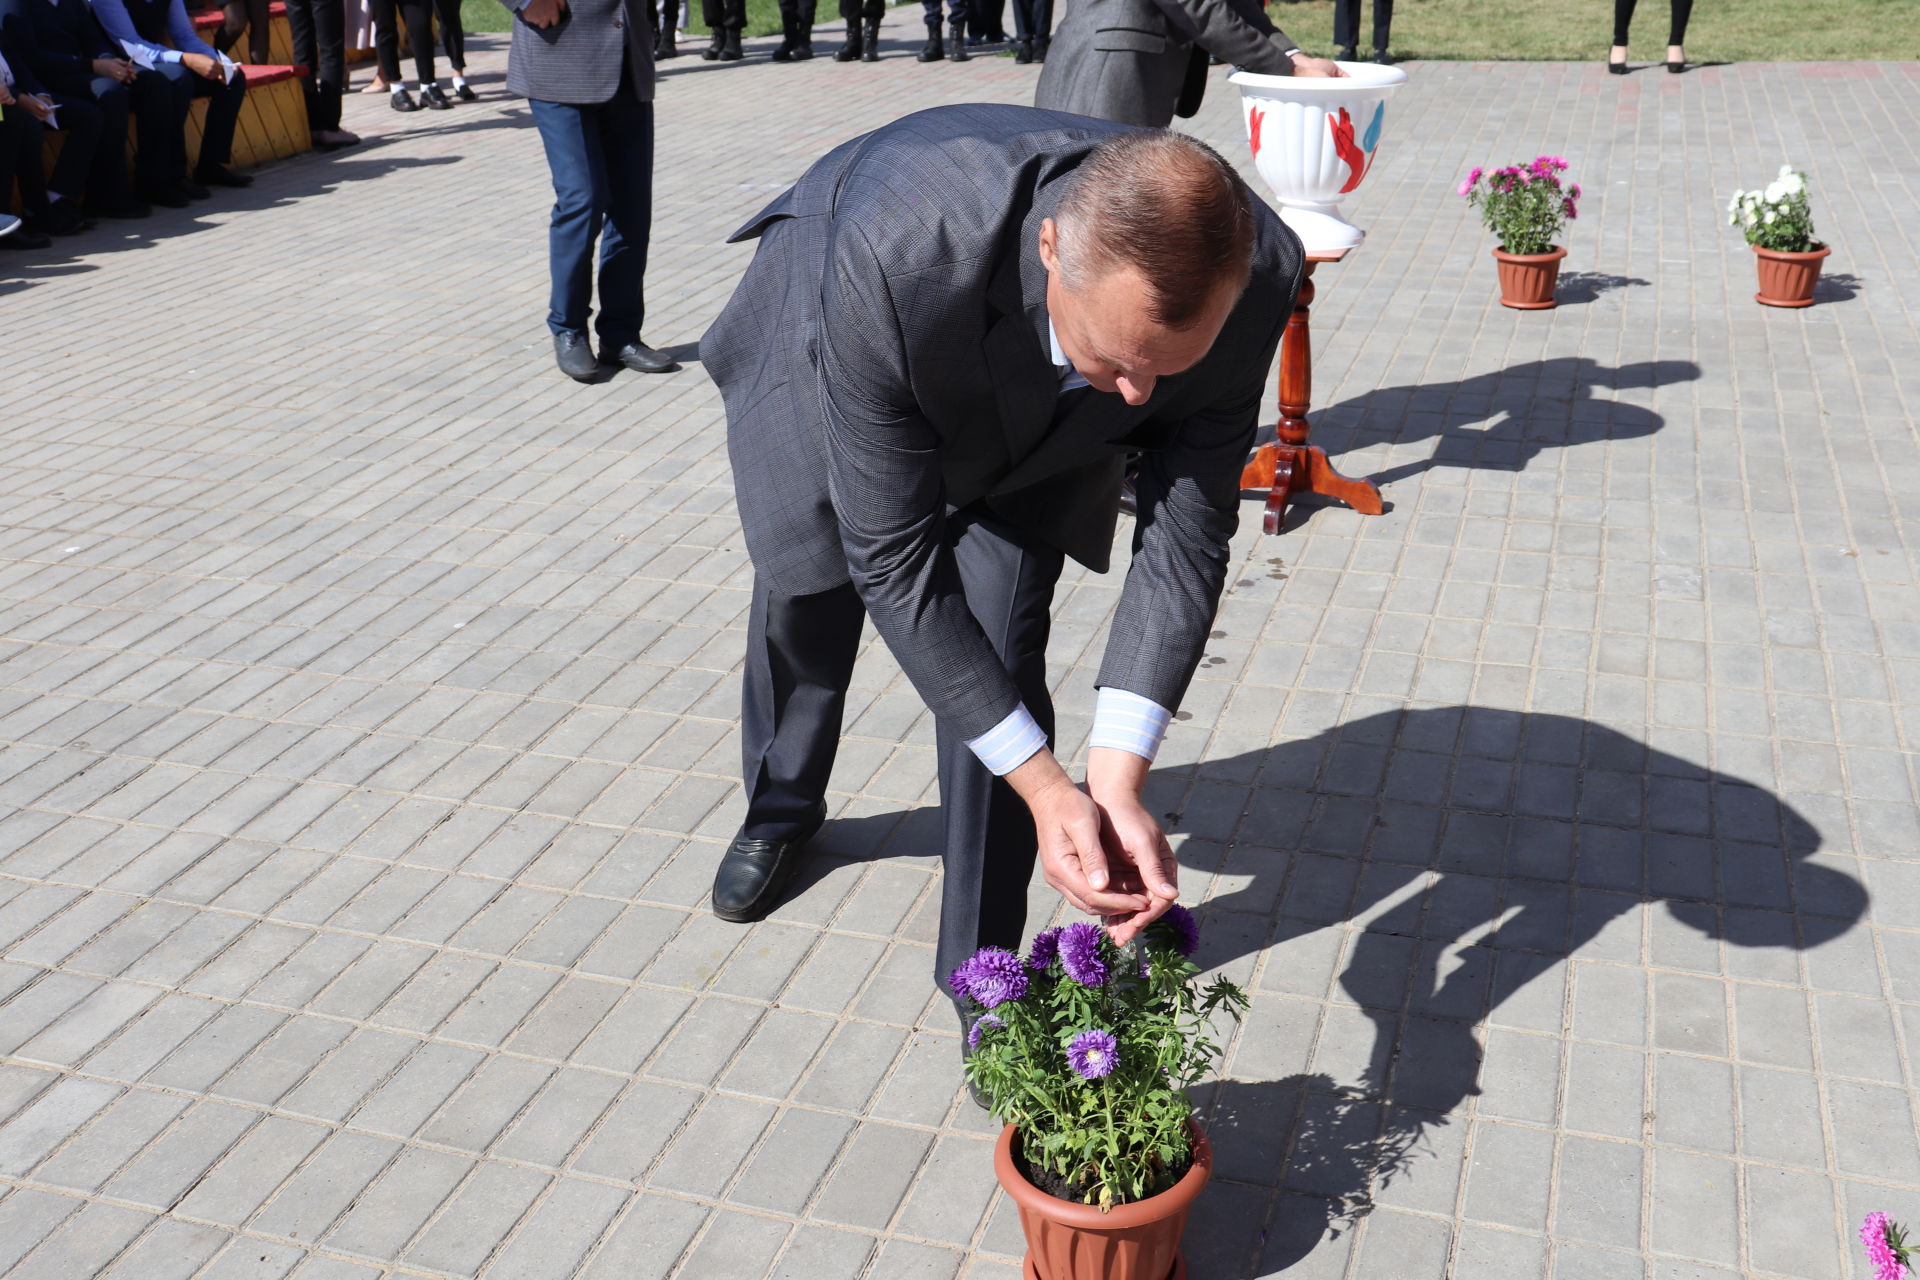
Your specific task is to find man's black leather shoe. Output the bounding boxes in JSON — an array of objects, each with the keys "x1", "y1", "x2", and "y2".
[
  {"x1": 31, "y1": 204, "x2": 94, "y2": 235},
  {"x1": 712, "y1": 807, "x2": 825, "y2": 923},
  {"x1": 421, "y1": 82, "x2": 453, "y2": 109},
  {"x1": 89, "y1": 197, "x2": 152, "y2": 219},
  {"x1": 554, "y1": 330, "x2": 597, "y2": 381},
  {"x1": 193, "y1": 163, "x2": 253, "y2": 188},
  {"x1": 601, "y1": 340, "x2": 680, "y2": 374},
  {"x1": 137, "y1": 182, "x2": 191, "y2": 209},
  {"x1": 179, "y1": 175, "x2": 211, "y2": 200},
  {"x1": 0, "y1": 229, "x2": 53, "y2": 251}
]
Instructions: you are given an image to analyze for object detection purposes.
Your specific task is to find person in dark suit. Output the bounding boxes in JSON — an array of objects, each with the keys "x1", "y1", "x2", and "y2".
[
  {"x1": 0, "y1": 0, "x2": 157, "y2": 216},
  {"x1": 1008, "y1": 0, "x2": 1047, "y2": 64},
  {"x1": 0, "y1": 20, "x2": 96, "y2": 236},
  {"x1": 703, "y1": 104, "x2": 1301, "y2": 1032},
  {"x1": 699, "y1": 0, "x2": 741, "y2": 59},
  {"x1": 770, "y1": 0, "x2": 812, "y2": 60},
  {"x1": 1333, "y1": 0, "x2": 1391, "y2": 62},
  {"x1": 916, "y1": 0, "x2": 966, "y2": 60},
  {"x1": 499, "y1": 0, "x2": 678, "y2": 379},
  {"x1": 92, "y1": 0, "x2": 253, "y2": 189},
  {"x1": 1035, "y1": 0, "x2": 1339, "y2": 128}
]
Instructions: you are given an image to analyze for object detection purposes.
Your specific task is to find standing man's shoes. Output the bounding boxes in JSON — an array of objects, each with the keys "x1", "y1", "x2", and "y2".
[
  {"x1": 601, "y1": 340, "x2": 680, "y2": 373},
  {"x1": 1031, "y1": 34, "x2": 1046, "y2": 60},
  {"x1": 554, "y1": 330, "x2": 598, "y2": 380},
  {"x1": 947, "y1": 20, "x2": 968, "y2": 58},
  {"x1": 702, "y1": 32, "x2": 723, "y2": 57},
  {"x1": 862, "y1": 18, "x2": 880, "y2": 58},
  {"x1": 917, "y1": 21, "x2": 943, "y2": 59},
  {"x1": 712, "y1": 806, "x2": 827, "y2": 923},
  {"x1": 420, "y1": 82, "x2": 453, "y2": 108},
  {"x1": 1335, "y1": 43, "x2": 1356, "y2": 60},
  {"x1": 179, "y1": 175, "x2": 212, "y2": 200},
  {"x1": 390, "y1": 86, "x2": 420, "y2": 110},
  {"x1": 1012, "y1": 36, "x2": 1031, "y2": 62},
  {"x1": 136, "y1": 181, "x2": 191, "y2": 208},
  {"x1": 835, "y1": 25, "x2": 861, "y2": 59},
  {"x1": 719, "y1": 29, "x2": 743, "y2": 58},
  {"x1": 311, "y1": 128, "x2": 361, "y2": 150}
]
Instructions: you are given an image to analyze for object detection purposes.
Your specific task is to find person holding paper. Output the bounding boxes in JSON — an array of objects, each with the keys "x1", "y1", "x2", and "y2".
[
  {"x1": 2, "y1": 41, "x2": 92, "y2": 244},
  {"x1": 0, "y1": 0, "x2": 140, "y2": 218},
  {"x1": 92, "y1": 0, "x2": 253, "y2": 191}
]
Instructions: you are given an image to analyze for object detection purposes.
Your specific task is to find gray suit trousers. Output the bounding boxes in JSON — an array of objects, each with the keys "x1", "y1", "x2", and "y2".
[{"x1": 740, "y1": 507, "x2": 1063, "y2": 995}]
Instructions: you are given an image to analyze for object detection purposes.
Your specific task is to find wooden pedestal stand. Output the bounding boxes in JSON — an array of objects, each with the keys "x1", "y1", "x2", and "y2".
[{"x1": 1239, "y1": 248, "x2": 1383, "y2": 534}]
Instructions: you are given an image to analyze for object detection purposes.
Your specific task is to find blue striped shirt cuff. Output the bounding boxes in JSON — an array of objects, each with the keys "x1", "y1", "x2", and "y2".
[
  {"x1": 1089, "y1": 687, "x2": 1172, "y2": 763},
  {"x1": 965, "y1": 703, "x2": 1049, "y2": 776}
]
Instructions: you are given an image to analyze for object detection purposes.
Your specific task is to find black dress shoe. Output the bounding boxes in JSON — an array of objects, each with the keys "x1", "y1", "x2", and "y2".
[
  {"x1": 179, "y1": 175, "x2": 211, "y2": 200},
  {"x1": 30, "y1": 204, "x2": 94, "y2": 235},
  {"x1": 1371, "y1": 48, "x2": 1393, "y2": 64},
  {"x1": 1667, "y1": 58, "x2": 1687, "y2": 72},
  {"x1": 193, "y1": 163, "x2": 253, "y2": 188},
  {"x1": 1607, "y1": 58, "x2": 1628, "y2": 73},
  {"x1": 600, "y1": 340, "x2": 680, "y2": 373},
  {"x1": 88, "y1": 196, "x2": 152, "y2": 219},
  {"x1": 712, "y1": 807, "x2": 826, "y2": 923},
  {"x1": 452, "y1": 80, "x2": 478, "y2": 100},
  {"x1": 1336, "y1": 44, "x2": 1356, "y2": 60},
  {"x1": 0, "y1": 228, "x2": 52, "y2": 251},
  {"x1": 420, "y1": 82, "x2": 453, "y2": 109},
  {"x1": 553, "y1": 330, "x2": 597, "y2": 381},
  {"x1": 136, "y1": 182, "x2": 191, "y2": 209},
  {"x1": 390, "y1": 87, "x2": 419, "y2": 111}
]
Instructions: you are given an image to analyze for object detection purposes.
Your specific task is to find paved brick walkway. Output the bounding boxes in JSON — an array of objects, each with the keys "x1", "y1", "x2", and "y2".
[{"x1": 3, "y1": 28, "x2": 1918, "y2": 1280}]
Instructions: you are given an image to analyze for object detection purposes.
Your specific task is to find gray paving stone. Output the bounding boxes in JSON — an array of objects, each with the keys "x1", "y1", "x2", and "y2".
[
  {"x1": 325, "y1": 1145, "x2": 475, "y2": 1260},
  {"x1": 405, "y1": 1161, "x2": 552, "y2": 1275},
  {"x1": 174, "y1": 1115, "x2": 330, "y2": 1226},
  {"x1": 250, "y1": 1130, "x2": 403, "y2": 1243},
  {"x1": 576, "y1": 1194, "x2": 709, "y2": 1280},
  {"x1": 7, "y1": 1201, "x2": 153, "y2": 1280},
  {"x1": 480, "y1": 1177, "x2": 630, "y2": 1280},
  {"x1": 812, "y1": 1121, "x2": 934, "y2": 1230},
  {"x1": 572, "y1": 1080, "x2": 702, "y2": 1182},
  {"x1": 0, "y1": 1074, "x2": 121, "y2": 1175}
]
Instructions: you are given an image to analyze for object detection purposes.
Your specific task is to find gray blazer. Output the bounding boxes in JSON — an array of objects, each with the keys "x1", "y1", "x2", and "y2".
[
  {"x1": 704, "y1": 105, "x2": 1300, "y2": 739},
  {"x1": 1035, "y1": 0, "x2": 1297, "y2": 127},
  {"x1": 498, "y1": 0, "x2": 654, "y2": 104}
]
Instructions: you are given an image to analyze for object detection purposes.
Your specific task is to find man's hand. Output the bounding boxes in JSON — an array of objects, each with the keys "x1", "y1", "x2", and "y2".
[
  {"x1": 182, "y1": 52, "x2": 221, "y2": 79},
  {"x1": 521, "y1": 0, "x2": 567, "y2": 28},
  {"x1": 1290, "y1": 53, "x2": 1345, "y2": 76},
  {"x1": 21, "y1": 93, "x2": 55, "y2": 122},
  {"x1": 93, "y1": 57, "x2": 137, "y2": 82},
  {"x1": 1085, "y1": 747, "x2": 1179, "y2": 944},
  {"x1": 1006, "y1": 750, "x2": 1155, "y2": 921}
]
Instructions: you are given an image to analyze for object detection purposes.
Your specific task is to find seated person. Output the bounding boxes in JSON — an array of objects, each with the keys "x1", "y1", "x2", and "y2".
[
  {"x1": 2, "y1": 0, "x2": 177, "y2": 215},
  {"x1": 93, "y1": 0, "x2": 252, "y2": 188},
  {"x1": 0, "y1": 1, "x2": 107, "y2": 230}
]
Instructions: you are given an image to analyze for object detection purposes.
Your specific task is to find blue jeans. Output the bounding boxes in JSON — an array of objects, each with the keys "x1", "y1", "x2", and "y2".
[{"x1": 528, "y1": 74, "x2": 653, "y2": 348}]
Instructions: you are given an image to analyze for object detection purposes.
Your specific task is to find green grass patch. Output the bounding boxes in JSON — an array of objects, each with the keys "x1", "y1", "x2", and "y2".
[
  {"x1": 1272, "y1": 0, "x2": 1920, "y2": 62},
  {"x1": 463, "y1": 0, "x2": 1920, "y2": 58}
]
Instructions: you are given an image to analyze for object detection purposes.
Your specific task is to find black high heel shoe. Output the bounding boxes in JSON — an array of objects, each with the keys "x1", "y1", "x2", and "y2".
[
  {"x1": 1608, "y1": 59, "x2": 1628, "y2": 74},
  {"x1": 1667, "y1": 58, "x2": 1687, "y2": 72}
]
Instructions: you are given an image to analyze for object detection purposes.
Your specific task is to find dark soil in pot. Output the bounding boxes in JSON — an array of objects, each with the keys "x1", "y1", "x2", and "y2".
[{"x1": 1014, "y1": 1145, "x2": 1194, "y2": 1206}]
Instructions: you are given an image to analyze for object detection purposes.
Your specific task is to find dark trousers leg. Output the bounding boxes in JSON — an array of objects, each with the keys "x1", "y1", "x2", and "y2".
[
  {"x1": 1372, "y1": 0, "x2": 1391, "y2": 50},
  {"x1": 215, "y1": 0, "x2": 270, "y2": 60},
  {"x1": 739, "y1": 580, "x2": 865, "y2": 840},
  {"x1": 431, "y1": 0, "x2": 465, "y2": 69},
  {"x1": 190, "y1": 66, "x2": 248, "y2": 168},
  {"x1": 2, "y1": 109, "x2": 50, "y2": 216},
  {"x1": 1009, "y1": 0, "x2": 1047, "y2": 40},
  {"x1": 1332, "y1": 0, "x2": 1356, "y2": 47},
  {"x1": 530, "y1": 96, "x2": 601, "y2": 337},
  {"x1": 41, "y1": 94, "x2": 103, "y2": 202},
  {"x1": 81, "y1": 79, "x2": 133, "y2": 204},
  {"x1": 702, "y1": 0, "x2": 744, "y2": 31},
  {"x1": 289, "y1": 0, "x2": 345, "y2": 129},
  {"x1": 931, "y1": 510, "x2": 1063, "y2": 1000},
  {"x1": 1667, "y1": 0, "x2": 1690, "y2": 44},
  {"x1": 1611, "y1": 0, "x2": 1636, "y2": 45},
  {"x1": 593, "y1": 88, "x2": 651, "y2": 349},
  {"x1": 403, "y1": 0, "x2": 435, "y2": 82},
  {"x1": 776, "y1": 0, "x2": 815, "y2": 40},
  {"x1": 145, "y1": 63, "x2": 203, "y2": 185}
]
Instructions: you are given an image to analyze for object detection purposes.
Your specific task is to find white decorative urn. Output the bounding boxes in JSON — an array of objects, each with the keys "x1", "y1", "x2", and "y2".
[{"x1": 1229, "y1": 61, "x2": 1408, "y2": 253}]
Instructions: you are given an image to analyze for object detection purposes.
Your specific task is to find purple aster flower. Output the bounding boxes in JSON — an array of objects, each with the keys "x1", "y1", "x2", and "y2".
[
  {"x1": 1862, "y1": 1213, "x2": 1908, "y2": 1280},
  {"x1": 1154, "y1": 904, "x2": 1200, "y2": 958},
  {"x1": 1562, "y1": 198, "x2": 1578, "y2": 220},
  {"x1": 1026, "y1": 928, "x2": 1062, "y2": 972},
  {"x1": 1067, "y1": 1029, "x2": 1119, "y2": 1080},
  {"x1": 967, "y1": 1013, "x2": 1004, "y2": 1051},
  {"x1": 1057, "y1": 922, "x2": 1109, "y2": 987},
  {"x1": 954, "y1": 947, "x2": 1028, "y2": 1008}
]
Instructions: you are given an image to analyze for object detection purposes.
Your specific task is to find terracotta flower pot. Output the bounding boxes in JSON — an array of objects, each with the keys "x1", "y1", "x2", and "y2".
[
  {"x1": 994, "y1": 1121, "x2": 1212, "y2": 1280},
  {"x1": 1753, "y1": 242, "x2": 1830, "y2": 308},
  {"x1": 1491, "y1": 245, "x2": 1566, "y2": 309}
]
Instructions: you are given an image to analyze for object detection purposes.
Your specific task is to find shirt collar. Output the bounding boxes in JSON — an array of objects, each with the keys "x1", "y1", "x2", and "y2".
[{"x1": 1047, "y1": 317, "x2": 1070, "y2": 373}]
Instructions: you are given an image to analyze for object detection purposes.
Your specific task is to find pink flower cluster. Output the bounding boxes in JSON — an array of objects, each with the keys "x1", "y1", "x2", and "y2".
[
  {"x1": 1457, "y1": 155, "x2": 1581, "y2": 219},
  {"x1": 1862, "y1": 1212, "x2": 1911, "y2": 1280}
]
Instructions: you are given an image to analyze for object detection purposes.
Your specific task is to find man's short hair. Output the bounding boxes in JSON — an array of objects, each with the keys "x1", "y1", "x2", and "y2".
[{"x1": 1054, "y1": 130, "x2": 1258, "y2": 329}]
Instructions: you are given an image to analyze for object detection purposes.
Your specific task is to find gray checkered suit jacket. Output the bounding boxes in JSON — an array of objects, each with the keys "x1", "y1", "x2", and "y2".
[
  {"x1": 499, "y1": 0, "x2": 653, "y2": 103},
  {"x1": 704, "y1": 104, "x2": 1299, "y2": 739},
  {"x1": 1035, "y1": 0, "x2": 1297, "y2": 128}
]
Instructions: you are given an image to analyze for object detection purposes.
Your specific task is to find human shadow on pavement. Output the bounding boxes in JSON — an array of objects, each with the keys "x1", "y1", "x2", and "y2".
[
  {"x1": 1303, "y1": 355, "x2": 1700, "y2": 492},
  {"x1": 1155, "y1": 706, "x2": 1863, "y2": 1277},
  {"x1": 1553, "y1": 271, "x2": 1651, "y2": 304}
]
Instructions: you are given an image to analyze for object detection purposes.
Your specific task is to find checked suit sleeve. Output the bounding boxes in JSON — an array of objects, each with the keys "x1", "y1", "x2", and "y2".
[
  {"x1": 816, "y1": 221, "x2": 1031, "y2": 746},
  {"x1": 1093, "y1": 308, "x2": 1285, "y2": 716}
]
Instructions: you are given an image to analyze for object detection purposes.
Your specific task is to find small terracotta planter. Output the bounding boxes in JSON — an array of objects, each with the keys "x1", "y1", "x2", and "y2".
[
  {"x1": 1492, "y1": 245, "x2": 1567, "y2": 309},
  {"x1": 994, "y1": 1121, "x2": 1212, "y2": 1280},
  {"x1": 1753, "y1": 242, "x2": 1830, "y2": 308}
]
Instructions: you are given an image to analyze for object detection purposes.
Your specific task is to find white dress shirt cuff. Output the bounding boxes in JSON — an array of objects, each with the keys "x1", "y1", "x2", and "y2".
[
  {"x1": 965, "y1": 703, "x2": 1048, "y2": 776},
  {"x1": 1089, "y1": 687, "x2": 1172, "y2": 763}
]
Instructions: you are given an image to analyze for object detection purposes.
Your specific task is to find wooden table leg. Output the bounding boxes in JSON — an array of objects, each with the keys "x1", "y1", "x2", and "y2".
[{"x1": 1239, "y1": 260, "x2": 1384, "y2": 535}]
